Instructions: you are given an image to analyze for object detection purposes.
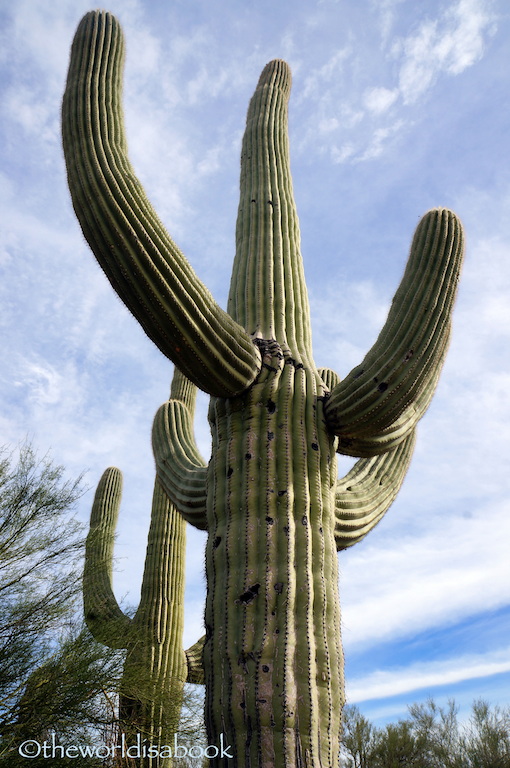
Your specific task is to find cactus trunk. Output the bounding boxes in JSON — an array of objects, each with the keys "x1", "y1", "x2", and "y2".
[{"x1": 205, "y1": 346, "x2": 343, "y2": 765}]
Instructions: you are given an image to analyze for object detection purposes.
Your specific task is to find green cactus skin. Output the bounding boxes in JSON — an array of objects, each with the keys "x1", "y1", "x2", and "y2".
[
  {"x1": 84, "y1": 371, "x2": 204, "y2": 766},
  {"x1": 64, "y1": 11, "x2": 464, "y2": 767}
]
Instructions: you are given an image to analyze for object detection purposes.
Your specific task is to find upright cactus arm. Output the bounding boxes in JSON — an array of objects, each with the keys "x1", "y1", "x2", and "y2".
[
  {"x1": 325, "y1": 208, "x2": 464, "y2": 453},
  {"x1": 83, "y1": 467, "x2": 133, "y2": 649},
  {"x1": 228, "y1": 59, "x2": 314, "y2": 362},
  {"x1": 152, "y1": 369, "x2": 208, "y2": 530},
  {"x1": 61, "y1": 10, "x2": 261, "y2": 397},
  {"x1": 334, "y1": 430, "x2": 416, "y2": 549}
]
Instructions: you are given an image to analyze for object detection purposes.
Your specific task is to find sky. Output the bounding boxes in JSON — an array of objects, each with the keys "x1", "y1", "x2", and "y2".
[{"x1": 1, "y1": 0, "x2": 509, "y2": 729}]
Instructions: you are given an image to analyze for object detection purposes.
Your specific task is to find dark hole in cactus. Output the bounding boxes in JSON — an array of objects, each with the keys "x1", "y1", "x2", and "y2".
[
  {"x1": 277, "y1": 489, "x2": 287, "y2": 496},
  {"x1": 274, "y1": 582, "x2": 284, "y2": 594},
  {"x1": 266, "y1": 516, "x2": 274, "y2": 524},
  {"x1": 377, "y1": 382, "x2": 388, "y2": 392},
  {"x1": 227, "y1": 466, "x2": 234, "y2": 477},
  {"x1": 268, "y1": 431, "x2": 275, "y2": 441},
  {"x1": 311, "y1": 442, "x2": 319, "y2": 451},
  {"x1": 213, "y1": 536, "x2": 221, "y2": 549},
  {"x1": 404, "y1": 349, "x2": 414, "y2": 362},
  {"x1": 262, "y1": 665, "x2": 270, "y2": 672},
  {"x1": 251, "y1": 198, "x2": 256, "y2": 203},
  {"x1": 245, "y1": 452, "x2": 252, "y2": 460},
  {"x1": 236, "y1": 583, "x2": 261, "y2": 604},
  {"x1": 302, "y1": 515, "x2": 307, "y2": 525},
  {"x1": 266, "y1": 398, "x2": 276, "y2": 413}
]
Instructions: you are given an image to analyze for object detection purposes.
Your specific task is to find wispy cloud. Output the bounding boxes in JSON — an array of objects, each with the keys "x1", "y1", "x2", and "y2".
[
  {"x1": 394, "y1": 0, "x2": 497, "y2": 104},
  {"x1": 348, "y1": 646, "x2": 510, "y2": 702}
]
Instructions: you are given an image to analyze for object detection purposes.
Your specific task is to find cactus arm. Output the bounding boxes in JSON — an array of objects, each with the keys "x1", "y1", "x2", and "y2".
[
  {"x1": 120, "y1": 477, "x2": 188, "y2": 744},
  {"x1": 317, "y1": 366, "x2": 341, "y2": 392},
  {"x1": 228, "y1": 60, "x2": 314, "y2": 362},
  {"x1": 185, "y1": 636, "x2": 206, "y2": 684},
  {"x1": 325, "y1": 208, "x2": 464, "y2": 453},
  {"x1": 83, "y1": 467, "x2": 133, "y2": 649},
  {"x1": 152, "y1": 369, "x2": 208, "y2": 530},
  {"x1": 334, "y1": 430, "x2": 416, "y2": 549},
  {"x1": 61, "y1": 11, "x2": 260, "y2": 397}
]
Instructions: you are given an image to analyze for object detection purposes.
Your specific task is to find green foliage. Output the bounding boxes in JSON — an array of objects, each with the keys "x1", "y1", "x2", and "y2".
[
  {"x1": 0, "y1": 443, "x2": 84, "y2": 718},
  {"x1": 341, "y1": 699, "x2": 510, "y2": 768},
  {"x1": 0, "y1": 443, "x2": 118, "y2": 764}
]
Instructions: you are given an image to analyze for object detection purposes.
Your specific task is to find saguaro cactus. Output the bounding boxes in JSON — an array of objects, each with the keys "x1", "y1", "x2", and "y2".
[
  {"x1": 84, "y1": 369, "x2": 204, "y2": 766},
  {"x1": 63, "y1": 11, "x2": 464, "y2": 767}
]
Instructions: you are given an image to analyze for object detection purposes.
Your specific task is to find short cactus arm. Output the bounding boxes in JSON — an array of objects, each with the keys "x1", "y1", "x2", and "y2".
[
  {"x1": 334, "y1": 430, "x2": 416, "y2": 549},
  {"x1": 185, "y1": 636, "x2": 206, "y2": 684},
  {"x1": 61, "y1": 11, "x2": 260, "y2": 397},
  {"x1": 83, "y1": 467, "x2": 133, "y2": 649},
  {"x1": 152, "y1": 369, "x2": 208, "y2": 530},
  {"x1": 325, "y1": 208, "x2": 464, "y2": 452}
]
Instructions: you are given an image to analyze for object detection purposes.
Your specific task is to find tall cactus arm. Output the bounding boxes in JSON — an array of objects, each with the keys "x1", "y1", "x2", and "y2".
[
  {"x1": 229, "y1": 59, "x2": 314, "y2": 362},
  {"x1": 152, "y1": 369, "x2": 208, "y2": 530},
  {"x1": 83, "y1": 467, "x2": 133, "y2": 649},
  {"x1": 325, "y1": 208, "x2": 464, "y2": 452},
  {"x1": 334, "y1": 430, "x2": 416, "y2": 549},
  {"x1": 61, "y1": 10, "x2": 261, "y2": 397}
]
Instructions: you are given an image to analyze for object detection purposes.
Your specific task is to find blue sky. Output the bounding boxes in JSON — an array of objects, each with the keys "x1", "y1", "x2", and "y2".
[{"x1": 1, "y1": 0, "x2": 509, "y2": 727}]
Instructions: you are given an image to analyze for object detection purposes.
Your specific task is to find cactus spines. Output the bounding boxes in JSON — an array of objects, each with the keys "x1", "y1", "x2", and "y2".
[{"x1": 64, "y1": 11, "x2": 464, "y2": 767}]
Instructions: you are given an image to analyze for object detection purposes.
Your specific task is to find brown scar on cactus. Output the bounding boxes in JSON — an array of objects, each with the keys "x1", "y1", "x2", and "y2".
[{"x1": 63, "y1": 10, "x2": 464, "y2": 768}]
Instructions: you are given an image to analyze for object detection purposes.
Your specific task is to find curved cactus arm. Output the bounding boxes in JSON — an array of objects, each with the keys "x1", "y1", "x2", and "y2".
[
  {"x1": 185, "y1": 636, "x2": 205, "y2": 685},
  {"x1": 325, "y1": 208, "x2": 464, "y2": 453},
  {"x1": 335, "y1": 342, "x2": 445, "y2": 457},
  {"x1": 83, "y1": 467, "x2": 133, "y2": 649},
  {"x1": 334, "y1": 430, "x2": 416, "y2": 549},
  {"x1": 152, "y1": 372, "x2": 208, "y2": 530},
  {"x1": 62, "y1": 11, "x2": 260, "y2": 397}
]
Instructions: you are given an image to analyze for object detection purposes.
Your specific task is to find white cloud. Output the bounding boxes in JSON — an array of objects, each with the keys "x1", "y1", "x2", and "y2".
[
  {"x1": 347, "y1": 646, "x2": 510, "y2": 702},
  {"x1": 340, "y1": 497, "x2": 510, "y2": 650},
  {"x1": 395, "y1": 0, "x2": 496, "y2": 104},
  {"x1": 363, "y1": 86, "x2": 399, "y2": 114}
]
